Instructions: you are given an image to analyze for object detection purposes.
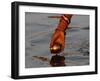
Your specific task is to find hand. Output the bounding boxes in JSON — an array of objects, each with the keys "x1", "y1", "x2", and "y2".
[
  {"x1": 49, "y1": 14, "x2": 72, "y2": 54},
  {"x1": 50, "y1": 30, "x2": 65, "y2": 54}
]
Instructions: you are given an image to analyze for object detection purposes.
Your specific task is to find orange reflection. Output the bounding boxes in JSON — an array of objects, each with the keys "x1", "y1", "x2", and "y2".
[{"x1": 50, "y1": 55, "x2": 66, "y2": 67}]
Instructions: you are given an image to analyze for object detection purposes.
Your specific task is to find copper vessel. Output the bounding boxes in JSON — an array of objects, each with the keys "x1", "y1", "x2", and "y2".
[{"x1": 50, "y1": 43, "x2": 62, "y2": 54}]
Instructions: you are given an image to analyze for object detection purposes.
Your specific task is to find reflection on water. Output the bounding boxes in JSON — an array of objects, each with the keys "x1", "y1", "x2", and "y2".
[
  {"x1": 32, "y1": 55, "x2": 66, "y2": 67},
  {"x1": 50, "y1": 55, "x2": 66, "y2": 67}
]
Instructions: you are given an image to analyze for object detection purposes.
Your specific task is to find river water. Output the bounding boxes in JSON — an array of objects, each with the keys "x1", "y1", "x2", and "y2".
[{"x1": 25, "y1": 12, "x2": 89, "y2": 68}]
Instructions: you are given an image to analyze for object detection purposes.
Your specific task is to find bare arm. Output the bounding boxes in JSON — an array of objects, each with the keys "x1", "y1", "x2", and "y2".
[{"x1": 50, "y1": 14, "x2": 73, "y2": 54}]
